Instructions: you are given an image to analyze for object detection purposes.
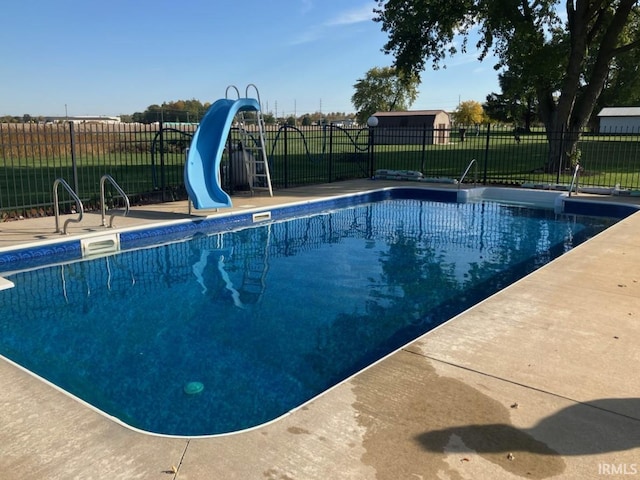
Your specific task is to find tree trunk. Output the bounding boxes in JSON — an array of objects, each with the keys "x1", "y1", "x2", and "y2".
[
  {"x1": 538, "y1": 87, "x2": 565, "y2": 174},
  {"x1": 541, "y1": 3, "x2": 589, "y2": 173},
  {"x1": 541, "y1": 0, "x2": 637, "y2": 174},
  {"x1": 544, "y1": 122, "x2": 582, "y2": 175},
  {"x1": 523, "y1": 94, "x2": 535, "y2": 132},
  {"x1": 546, "y1": 129, "x2": 566, "y2": 176}
]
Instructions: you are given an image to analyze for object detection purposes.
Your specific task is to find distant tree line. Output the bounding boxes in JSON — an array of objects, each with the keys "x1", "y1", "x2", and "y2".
[
  {"x1": 1, "y1": 114, "x2": 46, "y2": 123},
  {"x1": 128, "y1": 99, "x2": 211, "y2": 124},
  {"x1": 1, "y1": 100, "x2": 357, "y2": 126}
]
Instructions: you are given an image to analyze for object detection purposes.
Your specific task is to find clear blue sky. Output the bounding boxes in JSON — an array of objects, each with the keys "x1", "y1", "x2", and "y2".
[{"x1": 1, "y1": 1, "x2": 499, "y2": 118}]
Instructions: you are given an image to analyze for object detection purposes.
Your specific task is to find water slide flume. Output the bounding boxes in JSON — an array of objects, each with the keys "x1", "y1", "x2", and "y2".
[{"x1": 184, "y1": 97, "x2": 260, "y2": 209}]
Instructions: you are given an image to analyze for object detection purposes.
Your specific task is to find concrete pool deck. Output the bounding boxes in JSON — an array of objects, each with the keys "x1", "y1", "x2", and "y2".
[{"x1": 1, "y1": 180, "x2": 639, "y2": 479}]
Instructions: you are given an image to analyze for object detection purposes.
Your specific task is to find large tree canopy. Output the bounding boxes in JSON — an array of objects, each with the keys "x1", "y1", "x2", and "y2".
[
  {"x1": 351, "y1": 66, "x2": 420, "y2": 125},
  {"x1": 452, "y1": 100, "x2": 486, "y2": 126},
  {"x1": 592, "y1": 13, "x2": 640, "y2": 123},
  {"x1": 374, "y1": 0, "x2": 640, "y2": 171},
  {"x1": 485, "y1": 71, "x2": 538, "y2": 130}
]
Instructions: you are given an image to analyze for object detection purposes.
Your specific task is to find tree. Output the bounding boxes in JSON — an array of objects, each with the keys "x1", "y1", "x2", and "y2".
[
  {"x1": 374, "y1": 0, "x2": 640, "y2": 172},
  {"x1": 262, "y1": 113, "x2": 276, "y2": 125},
  {"x1": 590, "y1": 17, "x2": 640, "y2": 127},
  {"x1": 451, "y1": 100, "x2": 485, "y2": 126},
  {"x1": 486, "y1": 71, "x2": 539, "y2": 131},
  {"x1": 351, "y1": 66, "x2": 419, "y2": 125},
  {"x1": 132, "y1": 99, "x2": 211, "y2": 124}
]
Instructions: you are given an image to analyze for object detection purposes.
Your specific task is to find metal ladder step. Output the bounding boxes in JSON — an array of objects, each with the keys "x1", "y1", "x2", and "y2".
[
  {"x1": 226, "y1": 83, "x2": 273, "y2": 197},
  {"x1": 236, "y1": 85, "x2": 273, "y2": 197}
]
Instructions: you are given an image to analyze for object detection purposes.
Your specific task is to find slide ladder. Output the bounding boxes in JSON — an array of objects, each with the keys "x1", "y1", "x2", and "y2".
[{"x1": 227, "y1": 84, "x2": 273, "y2": 197}]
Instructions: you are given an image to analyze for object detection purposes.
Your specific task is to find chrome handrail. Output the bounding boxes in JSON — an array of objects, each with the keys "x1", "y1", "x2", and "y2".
[
  {"x1": 225, "y1": 85, "x2": 241, "y2": 100},
  {"x1": 458, "y1": 158, "x2": 477, "y2": 189},
  {"x1": 245, "y1": 83, "x2": 261, "y2": 106},
  {"x1": 100, "y1": 174, "x2": 130, "y2": 227},
  {"x1": 568, "y1": 163, "x2": 580, "y2": 197},
  {"x1": 53, "y1": 178, "x2": 84, "y2": 234}
]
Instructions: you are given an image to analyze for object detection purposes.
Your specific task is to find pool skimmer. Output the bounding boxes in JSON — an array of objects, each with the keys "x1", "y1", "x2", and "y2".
[
  {"x1": 81, "y1": 233, "x2": 120, "y2": 258},
  {"x1": 252, "y1": 211, "x2": 271, "y2": 223}
]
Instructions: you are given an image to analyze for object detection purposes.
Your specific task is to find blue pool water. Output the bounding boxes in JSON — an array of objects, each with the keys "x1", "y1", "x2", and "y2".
[{"x1": 0, "y1": 196, "x2": 618, "y2": 436}]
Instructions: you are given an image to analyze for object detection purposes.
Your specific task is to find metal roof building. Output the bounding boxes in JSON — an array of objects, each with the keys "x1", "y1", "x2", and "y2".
[
  {"x1": 371, "y1": 110, "x2": 451, "y2": 145},
  {"x1": 597, "y1": 107, "x2": 640, "y2": 133}
]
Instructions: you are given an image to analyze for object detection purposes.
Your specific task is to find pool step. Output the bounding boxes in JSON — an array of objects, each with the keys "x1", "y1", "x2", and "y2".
[
  {"x1": 0, "y1": 276, "x2": 15, "y2": 290},
  {"x1": 458, "y1": 187, "x2": 565, "y2": 211}
]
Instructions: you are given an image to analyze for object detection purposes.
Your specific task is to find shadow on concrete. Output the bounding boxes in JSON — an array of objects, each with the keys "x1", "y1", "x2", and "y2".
[
  {"x1": 122, "y1": 209, "x2": 194, "y2": 221},
  {"x1": 416, "y1": 397, "x2": 640, "y2": 456}
]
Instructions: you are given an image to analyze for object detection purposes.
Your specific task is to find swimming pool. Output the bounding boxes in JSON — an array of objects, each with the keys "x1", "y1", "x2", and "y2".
[{"x1": 0, "y1": 188, "x2": 630, "y2": 436}]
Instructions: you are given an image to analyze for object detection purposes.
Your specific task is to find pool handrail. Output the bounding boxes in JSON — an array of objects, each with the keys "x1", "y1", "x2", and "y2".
[
  {"x1": 568, "y1": 163, "x2": 580, "y2": 197},
  {"x1": 100, "y1": 174, "x2": 130, "y2": 227},
  {"x1": 458, "y1": 158, "x2": 477, "y2": 189},
  {"x1": 225, "y1": 85, "x2": 241, "y2": 99},
  {"x1": 53, "y1": 177, "x2": 84, "y2": 234}
]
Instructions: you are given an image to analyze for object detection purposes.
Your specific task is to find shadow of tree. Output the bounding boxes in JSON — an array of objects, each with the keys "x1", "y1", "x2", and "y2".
[{"x1": 416, "y1": 397, "x2": 640, "y2": 456}]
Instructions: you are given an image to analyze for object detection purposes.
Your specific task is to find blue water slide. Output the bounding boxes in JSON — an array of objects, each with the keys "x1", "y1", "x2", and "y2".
[{"x1": 184, "y1": 97, "x2": 260, "y2": 209}]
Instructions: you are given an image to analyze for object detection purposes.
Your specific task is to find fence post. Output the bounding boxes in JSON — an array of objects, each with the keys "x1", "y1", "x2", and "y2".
[
  {"x1": 367, "y1": 116, "x2": 378, "y2": 178},
  {"x1": 420, "y1": 125, "x2": 427, "y2": 173},
  {"x1": 68, "y1": 121, "x2": 79, "y2": 194},
  {"x1": 328, "y1": 125, "x2": 334, "y2": 182},
  {"x1": 283, "y1": 125, "x2": 288, "y2": 188},
  {"x1": 556, "y1": 125, "x2": 565, "y2": 184},
  {"x1": 482, "y1": 123, "x2": 490, "y2": 185},
  {"x1": 159, "y1": 121, "x2": 166, "y2": 201}
]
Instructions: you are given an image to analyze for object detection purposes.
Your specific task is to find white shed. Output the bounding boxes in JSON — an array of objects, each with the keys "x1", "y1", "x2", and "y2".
[{"x1": 597, "y1": 107, "x2": 640, "y2": 133}]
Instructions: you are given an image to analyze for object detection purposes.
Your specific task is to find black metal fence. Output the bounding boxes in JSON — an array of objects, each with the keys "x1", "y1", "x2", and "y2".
[{"x1": 1, "y1": 121, "x2": 639, "y2": 218}]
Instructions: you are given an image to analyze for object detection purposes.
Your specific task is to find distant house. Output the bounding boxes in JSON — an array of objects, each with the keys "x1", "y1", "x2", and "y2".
[
  {"x1": 597, "y1": 107, "x2": 640, "y2": 133},
  {"x1": 371, "y1": 110, "x2": 450, "y2": 144},
  {"x1": 331, "y1": 119, "x2": 358, "y2": 128},
  {"x1": 45, "y1": 115, "x2": 121, "y2": 124}
]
